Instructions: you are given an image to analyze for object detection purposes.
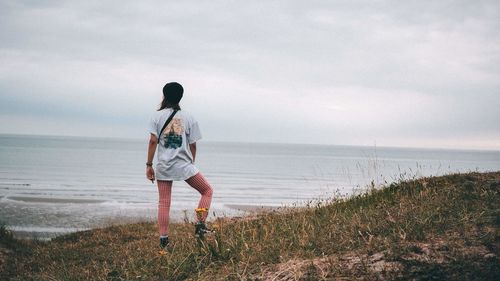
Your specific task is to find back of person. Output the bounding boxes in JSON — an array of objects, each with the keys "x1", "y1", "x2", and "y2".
[
  {"x1": 145, "y1": 82, "x2": 214, "y2": 255},
  {"x1": 149, "y1": 108, "x2": 201, "y2": 181}
]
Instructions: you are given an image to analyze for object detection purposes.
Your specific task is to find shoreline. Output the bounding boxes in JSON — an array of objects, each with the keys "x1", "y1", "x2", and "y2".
[
  {"x1": 6, "y1": 225, "x2": 93, "y2": 241},
  {"x1": 5, "y1": 196, "x2": 106, "y2": 204},
  {"x1": 5, "y1": 206, "x2": 253, "y2": 240}
]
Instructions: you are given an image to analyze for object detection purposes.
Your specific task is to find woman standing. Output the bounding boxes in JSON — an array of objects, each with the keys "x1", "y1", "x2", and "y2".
[{"x1": 146, "y1": 82, "x2": 213, "y2": 253}]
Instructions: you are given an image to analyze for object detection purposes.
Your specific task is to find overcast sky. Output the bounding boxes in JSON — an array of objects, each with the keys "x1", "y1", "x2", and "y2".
[{"x1": 1, "y1": 0, "x2": 499, "y2": 150}]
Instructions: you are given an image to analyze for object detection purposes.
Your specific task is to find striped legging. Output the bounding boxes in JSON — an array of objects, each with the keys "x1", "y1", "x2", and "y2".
[{"x1": 157, "y1": 172, "x2": 213, "y2": 236}]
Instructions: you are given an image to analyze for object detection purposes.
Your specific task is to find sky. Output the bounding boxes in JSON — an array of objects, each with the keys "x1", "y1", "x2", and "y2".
[{"x1": 0, "y1": 0, "x2": 499, "y2": 150}]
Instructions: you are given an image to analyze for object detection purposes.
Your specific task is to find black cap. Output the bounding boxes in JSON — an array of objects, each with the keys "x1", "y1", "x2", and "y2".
[{"x1": 163, "y1": 82, "x2": 183, "y2": 104}]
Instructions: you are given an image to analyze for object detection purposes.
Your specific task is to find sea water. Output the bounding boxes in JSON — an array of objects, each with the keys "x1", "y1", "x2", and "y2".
[{"x1": 1, "y1": 134, "x2": 499, "y2": 238}]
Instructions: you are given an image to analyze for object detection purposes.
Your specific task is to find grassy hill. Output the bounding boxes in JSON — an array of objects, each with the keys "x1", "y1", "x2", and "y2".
[{"x1": 1, "y1": 172, "x2": 499, "y2": 280}]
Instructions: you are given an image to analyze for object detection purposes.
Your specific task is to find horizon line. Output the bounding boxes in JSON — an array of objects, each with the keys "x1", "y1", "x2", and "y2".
[{"x1": 1, "y1": 132, "x2": 499, "y2": 153}]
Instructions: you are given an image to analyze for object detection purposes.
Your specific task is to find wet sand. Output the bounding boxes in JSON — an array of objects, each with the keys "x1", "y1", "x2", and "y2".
[
  {"x1": 7, "y1": 196, "x2": 106, "y2": 204},
  {"x1": 11, "y1": 230, "x2": 69, "y2": 241}
]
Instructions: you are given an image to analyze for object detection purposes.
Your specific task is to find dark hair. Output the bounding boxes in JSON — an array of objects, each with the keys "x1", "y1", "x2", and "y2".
[{"x1": 158, "y1": 82, "x2": 183, "y2": 111}]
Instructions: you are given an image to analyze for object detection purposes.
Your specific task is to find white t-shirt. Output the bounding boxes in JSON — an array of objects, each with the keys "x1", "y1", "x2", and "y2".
[{"x1": 148, "y1": 108, "x2": 202, "y2": 181}]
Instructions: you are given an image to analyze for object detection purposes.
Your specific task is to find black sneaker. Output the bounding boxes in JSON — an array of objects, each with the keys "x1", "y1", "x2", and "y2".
[
  {"x1": 159, "y1": 236, "x2": 169, "y2": 255},
  {"x1": 194, "y1": 221, "x2": 213, "y2": 238}
]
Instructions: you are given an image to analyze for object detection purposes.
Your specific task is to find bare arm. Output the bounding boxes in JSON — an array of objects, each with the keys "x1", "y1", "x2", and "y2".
[
  {"x1": 146, "y1": 134, "x2": 158, "y2": 182},
  {"x1": 189, "y1": 142, "x2": 197, "y2": 163}
]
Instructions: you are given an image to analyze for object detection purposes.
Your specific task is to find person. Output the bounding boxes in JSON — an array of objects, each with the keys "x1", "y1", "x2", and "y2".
[{"x1": 146, "y1": 82, "x2": 214, "y2": 253}]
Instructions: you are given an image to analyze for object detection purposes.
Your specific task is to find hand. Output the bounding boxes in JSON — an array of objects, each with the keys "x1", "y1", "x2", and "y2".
[{"x1": 146, "y1": 166, "x2": 155, "y2": 183}]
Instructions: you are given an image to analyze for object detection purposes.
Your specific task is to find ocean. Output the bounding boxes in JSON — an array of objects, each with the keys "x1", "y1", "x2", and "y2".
[{"x1": 1, "y1": 134, "x2": 499, "y2": 239}]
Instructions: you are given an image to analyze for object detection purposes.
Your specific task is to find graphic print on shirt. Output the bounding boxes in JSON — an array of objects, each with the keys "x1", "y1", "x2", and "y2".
[{"x1": 162, "y1": 118, "x2": 184, "y2": 149}]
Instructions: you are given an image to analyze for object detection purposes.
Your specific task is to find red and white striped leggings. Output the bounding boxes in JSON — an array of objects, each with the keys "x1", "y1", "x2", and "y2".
[{"x1": 157, "y1": 172, "x2": 213, "y2": 236}]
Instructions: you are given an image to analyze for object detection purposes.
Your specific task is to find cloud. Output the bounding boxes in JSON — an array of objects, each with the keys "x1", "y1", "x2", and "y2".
[{"x1": 0, "y1": 0, "x2": 499, "y2": 149}]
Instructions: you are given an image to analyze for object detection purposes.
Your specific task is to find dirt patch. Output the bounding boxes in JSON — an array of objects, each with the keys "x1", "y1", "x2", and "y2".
[
  {"x1": 251, "y1": 239, "x2": 498, "y2": 280},
  {"x1": 253, "y1": 252, "x2": 403, "y2": 280}
]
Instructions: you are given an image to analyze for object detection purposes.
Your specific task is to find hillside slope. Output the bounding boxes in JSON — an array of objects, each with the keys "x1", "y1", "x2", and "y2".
[{"x1": 1, "y1": 172, "x2": 499, "y2": 280}]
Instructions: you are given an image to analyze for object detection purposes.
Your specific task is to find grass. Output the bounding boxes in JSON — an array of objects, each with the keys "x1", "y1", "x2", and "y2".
[{"x1": 1, "y1": 171, "x2": 499, "y2": 280}]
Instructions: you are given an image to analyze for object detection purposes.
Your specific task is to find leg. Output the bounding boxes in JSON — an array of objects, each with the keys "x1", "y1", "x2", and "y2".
[
  {"x1": 185, "y1": 172, "x2": 213, "y2": 222},
  {"x1": 157, "y1": 180, "x2": 173, "y2": 236}
]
